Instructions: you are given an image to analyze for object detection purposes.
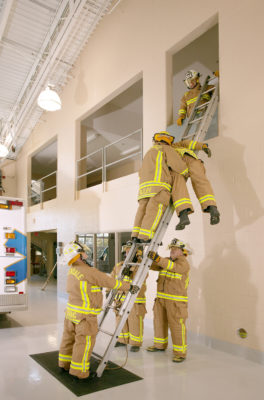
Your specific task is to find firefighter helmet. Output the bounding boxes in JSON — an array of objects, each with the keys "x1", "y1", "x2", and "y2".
[
  {"x1": 63, "y1": 241, "x2": 91, "y2": 266},
  {"x1": 168, "y1": 238, "x2": 192, "y2": 255},
  {"x1": 153, "y1": 131, "x2": 174, "y2": 145},
  {"x1": 184, "y1": 70, "x2": 200, "y2": 89},
  {"x1": 121, "y1": 240, "x2": 133, "y2": 253}
]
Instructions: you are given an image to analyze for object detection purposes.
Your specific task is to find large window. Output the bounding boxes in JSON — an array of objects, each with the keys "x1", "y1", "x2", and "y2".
[
  {"x1": 29, "y1": 140, "x2": 57, "y2": 205},
  {"x1": 76, "y1": 231, "x2": 131, "y2": 273},
  {"x1": 77, "y1": 79, "x2": 143, "y2": 191},
  {"x1": 169, "y1": 24, "x2": 219, "y2": 141}
]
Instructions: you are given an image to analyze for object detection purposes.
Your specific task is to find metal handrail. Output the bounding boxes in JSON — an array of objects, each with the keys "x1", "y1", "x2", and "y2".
[
  {"x1": 29, "y1": 170, "x2": 57, "y2": 205},
  {"x1": 76, "y1": 129, "x2": 142, "y2": 190}
]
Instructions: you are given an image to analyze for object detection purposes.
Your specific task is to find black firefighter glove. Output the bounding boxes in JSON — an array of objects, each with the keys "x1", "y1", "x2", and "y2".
[
  {"x1": 129, "y1": 285, "x2": 140, "y2": 294},
  {"x1": 122, "y1": 265, "x2": 131, "y2": 277},
  {"x1": 147, "y1": 251, "x2": 160, "y2": 263},
  {"x1": 202, "y1": 143, "x2": 211, "y2": 157}
]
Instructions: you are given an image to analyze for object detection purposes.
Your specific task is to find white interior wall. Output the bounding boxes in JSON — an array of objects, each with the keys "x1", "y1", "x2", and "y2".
[{"x1": 10, "y1": 0, "x2": 264, "y2": 355}]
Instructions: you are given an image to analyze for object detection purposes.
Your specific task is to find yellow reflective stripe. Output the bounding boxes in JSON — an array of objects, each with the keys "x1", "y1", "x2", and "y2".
[
  {"x1": 188, "y1": 140, "x2": 197, "y2": 150},
  {"x1": 66, "y1": 317, "x2": 81, "y2": 324},
  {"x1": 185, "y1": 274, "x2": 189, "y2": 289},
  {"x1": 157, "y1": 292, "x2": 188, "y2": 302},
  {"x1": 80, "y1": 281, "x2": 89, "y2": 309},
  {"x1": 138, "y1": 193, "x2": 157, "y2": 200},
  {"x1": 139, "y1": 181, "x2": 171, "y2": 191},
  {"x1": 173, "y1": 198, "x2": 192, "y2": 208},
  {"x1": 139, "y1": 228, "x2": 152, "y2": 238},
  {"x1": 82, "y1": 336, "x2": 91, "y2": 372},
  {"x1": 202, "y1": 94, "x2": 210, "y2": 100},
  {"x1": 166, "y1": 260, "x2": 174, "y2": 270},
  {"x1": 180, "y1": 168, "x2": 189, "y2": 175},
  {"x1": 123, "y1": 276, "x2": 132, "y2": 283},
  {"x1": 113, "y1": 279, "x2": 122, "y2": 290},
  {"x1": 173, "y1": 344, "x2": 187, "y2": 351},
  {"x1": 140, "y1": 316, "x2": 143, "y2": 342},
  {"x1": 91, "y1": 286, "x2": 101, "y2": 292},
  {"x1": 70, "y1": 361, "x2": 90, "y2": 371},
  {"x1": 67, "y1": 303, "x2": 101, "y2": 315},
  {"x1": 154, "y1": 151, "x2": 163, "y2": 182},
  {"x1": 150, "y1": 203, "x2": 163, "y2": 233},
  {"x1": 154, "y1": 337, "x2": 168, "y2": 343},
  {"x1": 119, "y1": 332, "x2": 129, "y2": 338},
  {"x1": 159, "y1": 270, "x2": 182, "y2": 279},
  {"x1": 59, "y1": 354, "x2": 72, "y2": 361},
  {"x1": 186, "y1": 97, "x2": 197, "y2": 105},
  {"x1": 134, "y1": 298, "x2": 146, "y2": 303},
  {"x1": 132, "y1": 226, "x2": 140, "y2": 232},
  {"x1": 179, "y1": 109, "x2": 186, "y2": 114},
  {"x1": 199, "y1": 195, "x2": 216, "y2": 204},
  {"x1": 180, "y1": 318, "x2": 186, "y2": 350}
]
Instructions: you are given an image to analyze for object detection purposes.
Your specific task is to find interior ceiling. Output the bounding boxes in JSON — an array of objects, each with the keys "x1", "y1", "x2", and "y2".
[
  {"x1": 0, "y1": 0, "x2": 120, "y2": 163},
  {"x1": 31, "y1": 140, "x2": 57, "y2": 178}
]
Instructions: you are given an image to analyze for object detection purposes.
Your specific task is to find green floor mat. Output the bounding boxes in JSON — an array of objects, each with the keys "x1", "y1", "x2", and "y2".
[{"x1": 30, "y1": 350, "x2": 143, "y2": 397}]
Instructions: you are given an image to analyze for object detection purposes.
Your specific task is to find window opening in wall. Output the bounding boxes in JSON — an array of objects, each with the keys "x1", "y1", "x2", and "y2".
[
  {"x1": 30, "y1": 140, "x2": 57, "y2": 205},
  {"x1": 76, "y1": 231, "x2": 131, "y2": 273},
  {"x1": 169, "y1": 24, "x2": 219, "y2": 141},
  {"x1": 77, "y1": 79, "x2": 143, "y2": 191}
]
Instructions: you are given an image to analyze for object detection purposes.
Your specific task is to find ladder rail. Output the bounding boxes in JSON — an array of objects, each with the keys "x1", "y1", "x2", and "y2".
[{"x1": 95, "y1": 204, "x2": 174, "y2": 377}]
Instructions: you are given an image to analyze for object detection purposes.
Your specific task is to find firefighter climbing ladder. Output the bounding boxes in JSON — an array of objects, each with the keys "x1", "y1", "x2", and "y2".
[
  {"x1": 94, "y1": 203, "x2": 174, "y2": 377},
  {"x1": 181, "y1": 74, "x2": 219, "y2": 143},
  {"x1": 94, "y1": 75, "x2": 219, "y2": 377}
]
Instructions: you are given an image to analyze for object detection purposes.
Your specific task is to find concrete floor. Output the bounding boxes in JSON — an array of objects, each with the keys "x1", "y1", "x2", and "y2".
[{"x1": 0, "y1": 277, "x2": 264, "y2": 400}]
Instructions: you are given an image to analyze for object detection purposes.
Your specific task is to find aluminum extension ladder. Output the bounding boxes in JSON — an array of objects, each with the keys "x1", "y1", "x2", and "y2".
[
  {"x1": 93, "y1": 76, "x2": 219, "y2": 377},
  {"x1": 94, "y1": 203, "x2": 174, "y2": 377},
  {"x1": 181, "y1": 75, "x2": 219, "y2": 143}
]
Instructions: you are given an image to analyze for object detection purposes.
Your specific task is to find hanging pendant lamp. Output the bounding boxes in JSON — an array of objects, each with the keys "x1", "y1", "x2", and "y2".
[{"x1": 37, "y1": 86, "x2": 61, "y2": 111}]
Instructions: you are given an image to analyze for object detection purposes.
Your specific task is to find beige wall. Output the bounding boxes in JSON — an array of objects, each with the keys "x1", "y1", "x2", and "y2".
[
  {"x1": 0, "y1": 161, "x2": 17, "y2": 197},
  {"x1": 12, "y1": 0, "x2": 264, "y2": 353}
]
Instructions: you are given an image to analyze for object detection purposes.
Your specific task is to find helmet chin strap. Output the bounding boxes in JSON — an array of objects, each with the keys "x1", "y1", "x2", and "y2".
[{"x1": 80, "y1": 253, "x2": 91, "y2": 266}]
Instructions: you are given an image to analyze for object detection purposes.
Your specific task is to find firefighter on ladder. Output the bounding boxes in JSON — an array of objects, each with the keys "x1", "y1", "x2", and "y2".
[
  {"x1": 58, "y1": 241, "x2": 139, "y2": 379},
  {"x1": 107, "y1": 240, "x2": 147, "y2": 352},
  {"x1": 176, "y1": 69, "x2": 216, "y2": 126},
  {"x1": 147, "y1": 238, "x2": 191, "y2": 363},
  {"x1": 132, "y1": 132, "x2": 194, "y2": 241},
  {"x1": 171, "y1": 138, "x2": 220, "y2": 227}
]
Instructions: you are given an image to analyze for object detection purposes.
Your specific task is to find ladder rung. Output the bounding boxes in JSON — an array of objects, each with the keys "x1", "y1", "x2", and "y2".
[
  {"x1": 188, "y1": 116, "x2": 203, "y2": 125},
  {"x1": 126, "y1": 262, "x2": 140, "y2": 266},
  {"x1": 181, "y1": 133, "x2": 195, "y2": 140},
  {"x1": 195, "y1": 101, "x2": 210, "y2": 110},
  {"x1": 202, "y1": 87, "x2": 215, "y2": 95},
  {"x1": 99, "y1": 328, "x2": 114, "y2": 336}
]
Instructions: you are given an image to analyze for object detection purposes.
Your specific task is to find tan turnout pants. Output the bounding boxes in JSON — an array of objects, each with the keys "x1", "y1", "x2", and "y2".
[
  {"x1": 132, "y1": 190, "x2": 171, "y2": 240},
  {"x1": 183, "y1": 154, "x2": 216, "y2": 211},
  {"x1": 117, "y1": 304, "x2": 146, "y2": 346},
  {"x1": 58, "y1": 317, "x2": 97, "y2": 379},
  {"x1": 171, "y1": 173, "x2": 194, "y2": 216},
  {"x1": 153, "y1": 298, "x2": 187, "y2": 357}
]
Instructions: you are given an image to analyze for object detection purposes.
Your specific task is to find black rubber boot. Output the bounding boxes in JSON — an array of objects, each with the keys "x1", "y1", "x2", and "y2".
[
  {"x1": 115, "y1": 341, "x2": 126, "y2": 347},
  {"x1": 130, "y1": 346, "x2": 140, "y2": 352},
  {"x1": 131, "y1": 237, "x2": 140, "y2": 243},
  {"x1": 207, "y1": 205, "x2": 220, "y2": 225},
  {"x1": 176, "y1": 209, "x2": 191, "y2": 230},
  {"x1": 139, "y1": 238, "x2": 151, "y2": 244}
]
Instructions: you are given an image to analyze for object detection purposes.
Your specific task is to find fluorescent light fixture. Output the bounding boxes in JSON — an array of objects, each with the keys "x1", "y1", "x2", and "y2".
[
  {"x1": 0, "y1": 143, "x2": 9, "y2": 157},
  {"x1": 120, "y1": 146, "x2": 140, "y2": 156},
  {"x1": 37, "y1": 87, "x2": 61, "y2": 111}
]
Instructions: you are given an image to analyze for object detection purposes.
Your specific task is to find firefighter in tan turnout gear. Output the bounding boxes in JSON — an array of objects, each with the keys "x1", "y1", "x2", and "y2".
[
  {"x1": 132, "y1": 132, "x2": 194, "y2": 241},
  {"x1": 108, "y1": 241, "x2": 147, "y2": 352},
  {"x1": 58, "y1": 241, "x2": 139, "y2": 379},
  {"x1": 172, "y1": 138, "x2": 220, "y2": 227},
  {"x1": 147, "y1": 238, "x2": 191, "y2": 363},
  {"x1": 176, "y1": 69, "x2": 214, "y2": 126}
]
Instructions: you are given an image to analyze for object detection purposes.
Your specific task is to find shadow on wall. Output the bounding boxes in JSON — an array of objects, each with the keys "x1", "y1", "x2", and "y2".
[
  {"x1": 216, "y1": 137, "x2": 264, "y2": 229},
  {"x1": 75, "y1": 69, "x2": 89, "y2": 105},
  {"x1": 192, "y1": 136, "x2": 263, "y2": 356}
]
